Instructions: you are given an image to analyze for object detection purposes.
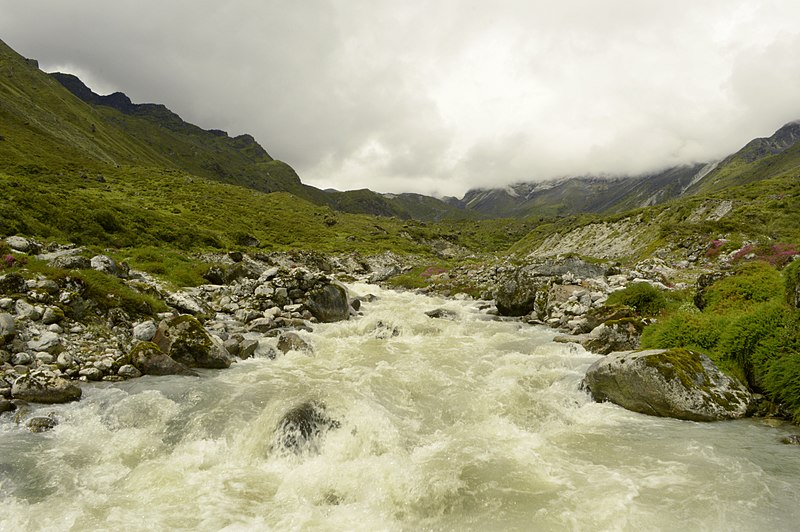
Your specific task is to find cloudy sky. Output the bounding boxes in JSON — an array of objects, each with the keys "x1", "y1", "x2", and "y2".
[{"x1": 2, "y1": 1, "x2": 799, "y2": 196}]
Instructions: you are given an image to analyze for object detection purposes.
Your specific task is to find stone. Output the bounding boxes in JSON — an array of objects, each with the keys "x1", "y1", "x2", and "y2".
[
  {"x1": 11, "y1": 369, "x2": 82, "y2": 403},
  {"x1": 90, "y1": 255, "x2": 119, "y2": 275},
  {"x1": 15, "y1": 299, "x2": 41, "y2": 321},
  {"x1": 132, "y1": 320, "x2": 157, "y2": 341},
  {"x1": 152, "y1": 315, "x2": 232, "y2": 369},
  {"x1": 35, "y1": 353, "x2": 54, "y2": 364},
  {"x1": 239, "y1": 339, "x2": 259, "y2": 359},
  {"x1": 129, "y1": 342, "x2": 198, "y2": 376},
  {"x1": 28, "y1": 415, "x2": 59, "y2": 433},
  {"x1": 41, "y1": 306, "x2": 64, "y2": 325},
  {"x1": 49, "y1": 254, "x2": 91, "y2": 270},
  {"x1": 306, "y1": 283, "x2": 349, "y2": 323},
  {"x1": 0, "y1": 297, "x2": 13, "y2": 310},
  {"x1": 248, "y1": 317, "x2": 275, "y2": 333},
  {"x1": 0, "y1": 312, "x2": 15, "y2": 344},
  {"x1": 277, "y1": 332, "x2": 311, "y2": 354},
  {"x1": 274, "y1": 401, "x2": 340, "y2": 453},
  {"x1": 781, "y1": 435, "x2": 800, "y2": 445},
  {"x1": 5, "y1": 236, "x2": 33, "y2": 253},
  {"x1": 165, "y1": 291, "x2": 210, "y2": 316},
  {"x1": 79, "y1": 367, "x2": 103, "y2": 381},
  {"x1": 580, "y1": 319, "x2": 644, "y2": 355},
  {"x1": 582, "y1": 348, "x2": 752, "y2": 421},
  {"x1": 0, "y1": 398, "x2": 16, "y2": 414},
  {"x1": 0, "y1": 272, "x2": 27, "y2": 294},
  {"x1": 117, "y1": 364, "x2": 142, "y2": 379},
  {"x1": 56, "y1": 352, "x2": 74, "y2": 370},
  {"x1": 425, "y1": 308, "x2": 458, "y2": 320},
  {"x1": 27, "y1": 331, "x2": 62, "y2": 354}
]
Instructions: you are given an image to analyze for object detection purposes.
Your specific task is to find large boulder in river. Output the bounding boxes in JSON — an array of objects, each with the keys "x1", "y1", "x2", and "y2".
[
  {"x1": 11, "y1": 369, "x2": 82, "y2": 404},
  {"x1": 153, "y1": 315, "x2": 232, "y2": 369},
  {"x1": 582, "y1": 348, "x2": 752, "y2": 421},
  {"x1": 306, "y1": 283, "x2": 350, "y2": 323},
  {"x1": 129, "y1": 341, "x2": 198, "y2": 376}
]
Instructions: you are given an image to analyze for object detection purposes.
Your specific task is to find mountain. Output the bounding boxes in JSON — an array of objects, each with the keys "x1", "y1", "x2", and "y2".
[{"x1": 452, "y1": 120, "x2": 800, "y2": 219}]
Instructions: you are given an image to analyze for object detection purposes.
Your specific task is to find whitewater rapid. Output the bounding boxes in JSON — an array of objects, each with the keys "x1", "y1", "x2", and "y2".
[{"x1": 1, "y1": 283, "x2": 798, "y2": 531}]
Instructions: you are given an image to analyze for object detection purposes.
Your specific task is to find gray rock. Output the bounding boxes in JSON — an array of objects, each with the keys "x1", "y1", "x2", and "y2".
[
  {"x1": 277, "y1": 332, "x2": 311, "y2": 354},
  {"x1": 15, "y1": 300, "x2": 41, "y2": 321},
  {"x1": 6, "y1": 236, "x2": 33, "y2": 253},
  {"x1": 425, "y1": 308, "x2": 458, "y2": 320},
  {"x1": 582, "y1": 349, "x2": 752, "y2": 421},
  {"x1": 152, "y1": 315, "x2": 231, "y2": 369},
  {"x1": 27, "y1": 331, "x2": 62, "y2": 354},
  {"x1": 239, "y1": 339, "x2": 259, "y2": 359},
  {"x1": 49, "y1": 254, "x2": 91, "y2": 270},
  {"x1": 90, "y1": 255, "x2": 119, "y2": 275},
  {"x1": 306, "y1": 283, "x2": 349, "y2": 323},
  {"x1": 580, "y1": 319, "x2": 643, "y2": 355},
  {"x1": 28, "y1": 415, "x2": 58, "y2": 433},
  {"x1": 35, "y1": 353, "x2": 54, "y2": 364},
  {"x1": 79, "y1": 367, "x2": 103, "y2": 381},
  {"x1": 0, "y1": 312, "x2": 15, "y2": 344},
  {"x1": 11, "y1": 352, "x2": 33, "y2": 365},
  {"x1": 41, "y1": 306, "x2": 64, "y2": 325},
  {"x1": 248, "y1": 317, "x2": 275, "y2": 333},
  {"x1": 56, "y1": 352, "x2": 74, "y2": 370},
  {"x1": 129, "y1": 342, "x2": 198, "y2": 376},
  {"x1": 781, "y1": 435, "x2": 800, "y2": 445},
  {"x1": 132, "y1": 320, "x2": 157, "y2": 341},
  {"x1": 0, "y1": 398, "x2": 16, "y2": 414},
  {"x1": 117, "y1": 364, "x2": 142, "y2": 379},
  {"x1": 11, "y1": 370, "x2": 82, "y2": 403},
  {"x1": 165, "y1": 291, "x2": 210, "y2": 316},
  {"x1": 0, "y1": 297, "x2": 13, "y2": 310}
]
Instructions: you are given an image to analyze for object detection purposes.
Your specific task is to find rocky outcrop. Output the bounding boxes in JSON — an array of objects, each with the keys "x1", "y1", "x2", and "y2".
[
  {"x1": 582, "y1": 348, "x2": 752, "y2": 421},
  {"x1": 11, "y1": 369, "x2": 82, "y2": 404},
  {"x1": 152, "y1": 315, "x2": 232, "y2": 369}
]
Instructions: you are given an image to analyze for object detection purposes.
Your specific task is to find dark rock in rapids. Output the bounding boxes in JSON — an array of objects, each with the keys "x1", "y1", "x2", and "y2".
[
  {"x1": 274, "y1": 401, "x2": 341, "y2": 453},
  {"x1": 27, "y1": 414, "x2": 58, "y2": 433},
  {"x1": 276, "y1": 332, "x2": 311, "y2": 354},
  {"x1": 425, "y1": 308, "x2": 458, "y2": 320},
  {"x1": 306, "y1": 283, "x2": 350, "y2": 323},
  {"x1": 582, "y1": 348, "x2": 752, "y2": 421}
]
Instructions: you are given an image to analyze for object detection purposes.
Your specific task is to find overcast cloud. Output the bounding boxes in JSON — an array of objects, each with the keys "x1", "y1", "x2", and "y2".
[{"x1": 1, "y1": 1, "x2": 799, "y2": 196}]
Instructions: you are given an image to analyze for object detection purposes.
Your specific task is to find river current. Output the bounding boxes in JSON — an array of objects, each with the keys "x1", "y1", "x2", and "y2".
[{"x1": 1, "y1": 284, "x2": 798, "y2": 531}]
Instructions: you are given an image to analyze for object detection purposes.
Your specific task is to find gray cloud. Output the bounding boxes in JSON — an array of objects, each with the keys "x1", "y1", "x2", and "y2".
[{"x1": 1, "y1": 0, "x2": 799, "y2": 197}]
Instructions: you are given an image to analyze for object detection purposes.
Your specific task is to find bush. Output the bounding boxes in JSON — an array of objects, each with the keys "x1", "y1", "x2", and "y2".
[
  {"x1": 640, "y1": 311, "x2": 726, "y2": 351},
  {"x1": 702, "y1": 261, "x2": 783, "y2": 312},
  {"x1": 606, "y1": 282, "x2": 667, "y2": 317}
]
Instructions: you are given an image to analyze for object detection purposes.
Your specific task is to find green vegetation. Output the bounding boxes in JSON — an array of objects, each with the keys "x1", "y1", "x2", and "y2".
[
  {"x1": 606, "y1": 283, "x2": 667, "y2": 317},
  {"x1": 641, "y1": 261, "x2": 800, "y2": 420}
]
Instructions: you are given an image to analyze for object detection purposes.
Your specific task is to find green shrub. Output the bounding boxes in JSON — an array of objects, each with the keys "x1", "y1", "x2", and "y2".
[
  {"x1": 640, "y1": 311, "x2": 726, "y2": 351},
  {"x1": 763, "y1": 350, "x2": 800, "y2": 422},
  {"x1": 702, "y1": 261, "x2": 783, "y2": 312},
  {"x1": 784, "y1": 258, "x2": 800, "y2": 306},
  {"x1": 606, "y1": 282, "x2": 667, "y2": 317}
]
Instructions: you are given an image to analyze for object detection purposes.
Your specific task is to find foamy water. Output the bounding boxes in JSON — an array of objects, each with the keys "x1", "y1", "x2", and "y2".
[{"x1": 1, "y1": 284, "x2": 798, "y2": 531}]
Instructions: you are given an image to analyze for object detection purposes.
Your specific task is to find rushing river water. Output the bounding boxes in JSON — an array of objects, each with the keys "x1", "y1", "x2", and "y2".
[{"x1": 1, "y1": 284, "x2": 799, "y2": 531}]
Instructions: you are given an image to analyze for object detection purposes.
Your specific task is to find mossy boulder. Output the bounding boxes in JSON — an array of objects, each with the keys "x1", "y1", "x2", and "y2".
[
  {"x1": 129, "y1": 341, "x2": 197, "y2": 376},
  {"x1": 582, "y1": 348, "x2": 752, "y2": 421},
  {"x1": 152, "y1": 314, "x2": 231, "y2": 369}
]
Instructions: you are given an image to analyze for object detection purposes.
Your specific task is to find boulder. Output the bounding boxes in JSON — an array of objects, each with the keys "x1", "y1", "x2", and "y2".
[
  {"x1": 11, "y1": 369, "x2": 82, "y2": 404},
  {"x1": 27, "y1": 331, "x2": 63, "y2": 354},
  {"x1": 274, "y1": 401, "x2": 340, "y2": 453},
  {"x1": 117, "y1": 364, "x2": 142, "y2": 379},
  {"x1": 41, "y1": 306, "x2": 65, "y2": 325},
  {"x1": 132, "y1": 320, "x2": 157, "y2": 341},
  {"x1": 5, "y1": 236, "x2": 34, "y2": 253},
  {"x1": 0, "y1": 312, "x2": 15, "y2": 345},
  {"x1": 49, "y1": 254, "x2": 91, "y2": 270},
  {"x1": 129, "y1": 341, "x2": 197, "y2": 376},
  {"x1": 494, "y1": 267, "x2": 550, "y2": 317},
  {"x1": 425, "y1": 308, "x2": 458, "y2": 320},
  {"x1": 277, "y1": 332, "x2": 311, "y2": 354},
  {"x1": 28, "y1": 415, "x2": 59, "y2": 433},
  {"x1": 582, "y1": 348, "x2": 752, "y2": 421},
  {"x1": 306, "y1": 283, "x2": 349, "y2": 323},
  {"x1": 90, "y1": 255, "x2": 120, "y2": 276},
  {"x1": 580, "y1": 318, "x2": 644, "y2": 355},
  {"x1": 152, "y1": 315, "x2": 232, "y2": 369},
  {"x1": 164, "y1": 291, "x2": 211, "y2": 316}
]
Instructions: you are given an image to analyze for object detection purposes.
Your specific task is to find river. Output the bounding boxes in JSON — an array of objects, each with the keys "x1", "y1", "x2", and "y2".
[{"x1": 1, "y1": 283, "x2": 798, "y2": 531}]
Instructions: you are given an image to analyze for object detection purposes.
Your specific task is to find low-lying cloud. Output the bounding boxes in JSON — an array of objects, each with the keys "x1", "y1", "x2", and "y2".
[{"x1": 2, "y1": 0, "x2": 799, "y2": 197}]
